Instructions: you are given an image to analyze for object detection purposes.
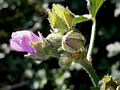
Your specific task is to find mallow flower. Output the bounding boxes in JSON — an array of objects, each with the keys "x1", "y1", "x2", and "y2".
[{"x1": 10, "y1": 30, "x2": 42, "y2": 54}]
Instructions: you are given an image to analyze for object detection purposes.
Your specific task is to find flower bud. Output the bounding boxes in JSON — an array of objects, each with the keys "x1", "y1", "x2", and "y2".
[
  {"x1": 46, "y1": 33, "x2": 63, "y2": 57},
  {"x1": 62, "y1": 30, "x2": 85, "y2": 53},
  {"x1": 59, "y1": 53, "x2": 73, "y2": 68},
  {"x1": 59, "y1": 49, "x2": 86, "y2": 68},
  {"x1": 46, "y1": 33, "x2": 62, "y2": 48}
]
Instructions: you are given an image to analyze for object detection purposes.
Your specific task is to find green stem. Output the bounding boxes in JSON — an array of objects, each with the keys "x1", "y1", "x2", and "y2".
[
  {"x1": 87, "y1": 18, "x2": 96, "y2": 62},
  {"x1": 79, "y1": 58, "x2": 99, "y2": 87}
]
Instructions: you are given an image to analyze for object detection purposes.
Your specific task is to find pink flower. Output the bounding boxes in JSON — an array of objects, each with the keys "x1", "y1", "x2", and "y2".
[{"x1": 10, "y1": 30, "x2": 42, "y2": 54}]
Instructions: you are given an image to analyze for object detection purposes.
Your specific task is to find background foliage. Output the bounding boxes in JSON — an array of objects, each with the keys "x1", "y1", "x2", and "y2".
[{"x1": 0, "y1": 0, "x2": 120, "y2": 90}]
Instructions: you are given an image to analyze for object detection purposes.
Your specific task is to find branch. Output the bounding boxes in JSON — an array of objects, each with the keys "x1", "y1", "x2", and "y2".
[
  {"x1": 79, "y1": 58, "x2": 99, "y2": 87},
  {"x1": 87, "y1": 19, "x2": 96, "y2": 62}
]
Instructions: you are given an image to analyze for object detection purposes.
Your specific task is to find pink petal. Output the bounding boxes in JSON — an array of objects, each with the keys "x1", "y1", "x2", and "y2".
[
  {"x1": 10, "y1": 30, "x2": 42, "y2": 54},
  {"x1": 21, "y1": 35, "x2": 36, "y2": 54},
  {"x1": 30, "y1": 33, "x2": 41, "y2": 42},
  {"x1": 10, "y1": 39, "x2": 25, "y2": 52}
]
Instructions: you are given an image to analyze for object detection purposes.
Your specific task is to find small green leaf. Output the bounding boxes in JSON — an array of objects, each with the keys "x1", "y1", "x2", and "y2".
[
  {"x1": 72, "y1": 14, "x2": 91, "y2": 25},
  {"x1": 87, "y1": 0, "x2": 104, "y2": 18},
  {"x1": 47, "y1": 9, "x2": 67, "y2": 31},
  {"x1": 53, "y1": 4, "x2": 74, "y2": 29},
  {"x1": 47, "y1": 4, "x2": 74, "y2": 32}
]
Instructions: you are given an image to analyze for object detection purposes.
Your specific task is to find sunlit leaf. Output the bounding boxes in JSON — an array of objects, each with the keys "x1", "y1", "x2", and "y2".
[
  {"x1": 48, "y1": 9, "x2": 67, "y2": 31},
  {"x1": 48, "y1": 4, "x2": 74, "y2": 32},
  {"x1": 72, "y1": 14, "x2": 91, "y2": 25},
  {"x1": 87, "y1": 0, "x2": 104, "y2": 18},
  {"x1": 53, "y1": 4, "x2": 74, "y2": 29}
]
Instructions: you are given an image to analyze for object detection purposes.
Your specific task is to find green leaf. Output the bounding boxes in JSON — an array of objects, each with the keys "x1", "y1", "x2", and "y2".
[
  {"x1": 47, "y1": 4, "x2": 74, "y2": 32},
  {"x1": 72, "y1": 14, "x2": 91, "y2": 25},
  {"x1": 47, "y1": 9, "x2": 68, "y2": 31},
  {"x1": 53, "y1": 4, "x2": 74, "y2": 29},
  {"x1": 87, "y1": 0, "x2": 104, "y2": 18}
]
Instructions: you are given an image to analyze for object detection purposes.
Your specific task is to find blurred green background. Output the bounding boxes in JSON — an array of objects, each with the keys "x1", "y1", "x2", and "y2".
[{"x1": 0, "y1": 0, "x2": 120, "y2": 90}]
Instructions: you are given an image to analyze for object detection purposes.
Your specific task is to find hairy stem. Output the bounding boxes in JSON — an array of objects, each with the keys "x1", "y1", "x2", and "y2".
[
  {"x1": 87, "y1": 19, "x2": 96, "y2": 61},
  {"x1": 79, "y1": 58, "x2": 99, "y2": 87}
]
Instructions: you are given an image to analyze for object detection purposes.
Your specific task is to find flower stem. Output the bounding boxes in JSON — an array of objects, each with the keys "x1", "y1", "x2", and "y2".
[
  {"x1": 79, "y1": 58, "x2": 99, "y2": 87},
  {"x1": 87, "y1": 18, "x2": 96, "y2": 62}
]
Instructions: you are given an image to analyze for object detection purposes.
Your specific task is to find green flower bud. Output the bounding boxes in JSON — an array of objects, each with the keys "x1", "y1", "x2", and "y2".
[
  {"x1": 59, "y1": 49, "x2": 86, "y2": 68},
  {"x1": 46, "y1": 33, "x2": 62, "y2": 47},
  {"x1": 46, "y1": 33, "x2": 63, "y2": 57},
  {"x1": 59, "y1": 53, "x2": 73, "y2": 68},
  {"x1": 62, "y1": 30, "x2": 85, "y2": 53},
  {"x1": 47, "y1": 4, "x2": 74, "y2": 32}
]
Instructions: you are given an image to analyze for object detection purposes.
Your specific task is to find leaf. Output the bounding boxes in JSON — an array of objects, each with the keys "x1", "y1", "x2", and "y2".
[
  {"x1": 53, "y1": 13, "x2": 68, "y2": 30},
  {"x1": 62, "y1": 8, "x2": 74, "y2": 29},
  {"x1": 72, "y1": 14, "x2": 91, "y2": 25},
  {"x1": 47, "y1": 9, "x2": 67, "y2": 31},
  {"x1": 87, "y1": 0, "x2": 104, "y2": 18},
  {"x1": 52, "y1": 4, "x2": 74, "y2": 29}
]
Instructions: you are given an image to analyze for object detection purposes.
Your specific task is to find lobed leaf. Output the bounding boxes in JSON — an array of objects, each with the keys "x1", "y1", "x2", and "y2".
[
  {"x1": 53, "y1": 4, "x2": 74, "y2": 29},
  {"x1": 47, "y1": 4, "x2": 74, "y2": 32}
]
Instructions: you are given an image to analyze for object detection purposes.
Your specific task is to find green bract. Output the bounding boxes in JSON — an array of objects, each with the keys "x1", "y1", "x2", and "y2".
[
  {"x1": 47, "y1": 4, "x2": 74, "y2": 32},
  {"x1": 25, "y1": 42, "x2": 52, "y2": 60},
  {"x1": 25, "y1": 33, "x2": 52, "y2": 60}
]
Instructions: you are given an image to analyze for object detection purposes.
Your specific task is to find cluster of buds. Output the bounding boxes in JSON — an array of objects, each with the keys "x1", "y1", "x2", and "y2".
[
  {"x1": 9, "y1": 4, "x2": 86, "y2": 68},
  {"x1": 59, "y1": 30, "x2": 86, "y2": 67},
  {"x1": 47, "y1": 4, "x2": 86, "y2": 68}
]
